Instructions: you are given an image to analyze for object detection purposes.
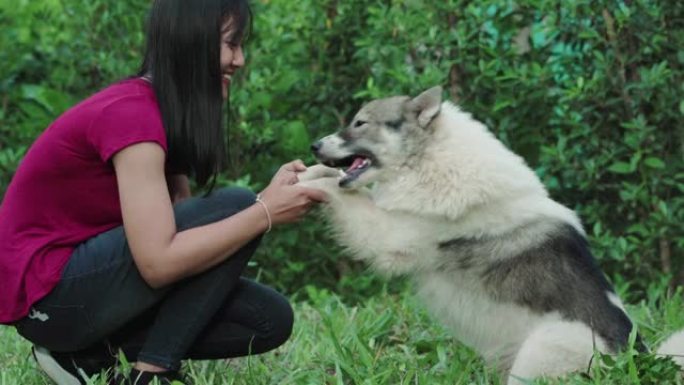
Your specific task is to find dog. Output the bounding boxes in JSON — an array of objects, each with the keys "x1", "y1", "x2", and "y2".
[{"x1": 297, "y1": 86, "x2": 684, "y2": 384}]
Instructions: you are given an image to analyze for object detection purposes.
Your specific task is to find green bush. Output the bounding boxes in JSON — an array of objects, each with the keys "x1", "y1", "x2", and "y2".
[
  {"x1": 0, "y1": 0, "x2": 148, "y2": 191},
  {"x1": 1, "y1": 0, "x2": 682, "y2": 301}
]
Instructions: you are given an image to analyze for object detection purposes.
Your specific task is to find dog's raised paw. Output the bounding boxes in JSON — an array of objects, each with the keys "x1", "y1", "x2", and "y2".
[{"x1": 297, "y1": 164, "x2": 343, "y2": 182}]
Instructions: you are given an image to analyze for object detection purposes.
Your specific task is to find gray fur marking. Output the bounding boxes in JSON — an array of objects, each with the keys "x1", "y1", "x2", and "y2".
[
  {"x1": 385, "y1": 118, "x2": 405, "y2": 131},
  {"x1": 439, "y1": 223, "x2": 639, "y2": 352}
]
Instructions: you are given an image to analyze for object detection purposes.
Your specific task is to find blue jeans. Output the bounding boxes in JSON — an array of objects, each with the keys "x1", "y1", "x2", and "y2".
[{"x1": 15, "y1": 187, "x2": 293, "y2": 371}]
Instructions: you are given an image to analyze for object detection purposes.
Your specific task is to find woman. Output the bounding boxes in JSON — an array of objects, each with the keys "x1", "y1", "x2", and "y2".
[{"x1": 0, "y1": 0, "x2": 326, "y2": 384}]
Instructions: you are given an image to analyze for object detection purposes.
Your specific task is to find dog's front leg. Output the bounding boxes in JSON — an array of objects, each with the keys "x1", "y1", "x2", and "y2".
[{"x1": 299, "y1": 173, "x2": 429, "y2": 276}]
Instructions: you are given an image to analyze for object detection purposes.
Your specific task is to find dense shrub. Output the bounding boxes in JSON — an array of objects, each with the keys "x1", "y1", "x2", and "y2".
[{"x1": 1, "y1": 0, "x2": 682, "y2": 301}]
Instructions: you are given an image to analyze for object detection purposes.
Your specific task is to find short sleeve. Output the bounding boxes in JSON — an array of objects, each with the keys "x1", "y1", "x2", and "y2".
[{"x1": 87, "y1": 95, "x2": 167, "y2": 162}]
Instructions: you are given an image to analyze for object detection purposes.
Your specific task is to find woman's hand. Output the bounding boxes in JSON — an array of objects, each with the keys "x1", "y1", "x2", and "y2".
[{"x1": 257, "y1": 160, "x2": 328, "y2": 225}]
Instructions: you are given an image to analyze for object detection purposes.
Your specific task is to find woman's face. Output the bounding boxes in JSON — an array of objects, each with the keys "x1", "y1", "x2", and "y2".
[{"x1": 220, "y1": 19, "x2": 245, "y2": 99}]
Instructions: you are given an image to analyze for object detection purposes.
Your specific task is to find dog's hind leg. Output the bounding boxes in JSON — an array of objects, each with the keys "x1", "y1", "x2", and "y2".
[
  {"x1": 506, "y1": 320, "x2": 604, "y2": 385},
  {"x1": 657, "y1": 329, "x2": 684, "y2": 369}
]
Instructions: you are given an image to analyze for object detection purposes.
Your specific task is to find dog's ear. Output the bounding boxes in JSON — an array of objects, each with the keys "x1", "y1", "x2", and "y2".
[{"x1": 407, "y1": 86, "x2": 443, "y2": 128}]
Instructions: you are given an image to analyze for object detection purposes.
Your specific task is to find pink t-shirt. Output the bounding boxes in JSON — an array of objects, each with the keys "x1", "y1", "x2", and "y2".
[{"x1": 0, "y1": 78, "x2": 167, "y2": 323}]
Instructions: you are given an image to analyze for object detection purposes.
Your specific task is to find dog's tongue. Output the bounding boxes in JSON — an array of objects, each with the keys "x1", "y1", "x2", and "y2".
[{"x1": 346, "y1": 157, "x2": 365, "y2": 172}]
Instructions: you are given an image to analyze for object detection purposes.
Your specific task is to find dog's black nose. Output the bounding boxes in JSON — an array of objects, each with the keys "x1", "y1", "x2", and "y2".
[{"x1": 311, "y1": 141, "x2": 323, "y2": 154}]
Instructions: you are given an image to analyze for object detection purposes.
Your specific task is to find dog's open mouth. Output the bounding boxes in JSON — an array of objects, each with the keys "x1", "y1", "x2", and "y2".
[{"x1": 323, "y1": 155, "x2": 373, "y2": 186}]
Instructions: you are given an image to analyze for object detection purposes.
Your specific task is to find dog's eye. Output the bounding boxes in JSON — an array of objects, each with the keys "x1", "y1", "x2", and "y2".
[
  {"x1": 385, "y1": 119, "x2": 403, "y2": 131},
  {"x1": 354, "y1": 120, "x2": 366, "y2": 128}
]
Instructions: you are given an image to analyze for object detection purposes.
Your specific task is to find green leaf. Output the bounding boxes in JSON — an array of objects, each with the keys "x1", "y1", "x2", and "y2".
[
  {"x1": 644, "y1": 157, "x2": 665, "y2": 169},
  {"x1": 251, "y1": 91, "x2": 273, "y2": 109},
  {"x1": 493, "y1": 99, "x2": 513, "y2": 112},
  {"x1": 608, "y1": 162, "x2": 634, "y2": 174},
  {"x1": 602, "y1": 353, "x2": 616, "y2": 366},
  {"x1": 658, "y1": 201, "x2": 669, "y2": 216},
  {"x1": 626, "y1": 223, "x2": 649, "y2": 236}
]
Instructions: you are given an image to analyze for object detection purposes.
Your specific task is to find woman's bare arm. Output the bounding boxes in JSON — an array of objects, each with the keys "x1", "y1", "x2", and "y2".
[{"x1": 113, "y1": 142, "x2": 326, "y2": 288}]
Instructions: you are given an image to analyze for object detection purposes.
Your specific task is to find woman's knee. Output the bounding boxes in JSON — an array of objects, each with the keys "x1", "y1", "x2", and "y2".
[
  {"x1": 231, "y1": 281, "x2": 294, "y2": 352},
  {"x1": 270, "y1": 294, "x2": 294, "y2": 347},
  {"x1": 256, "y1": 288, "x2": 294, "y2": 351}
]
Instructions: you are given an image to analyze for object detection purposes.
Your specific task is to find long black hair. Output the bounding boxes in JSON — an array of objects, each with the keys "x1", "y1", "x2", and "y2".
[{"x1": 138, "y1": 0, "x2": 252, "y2": 187}]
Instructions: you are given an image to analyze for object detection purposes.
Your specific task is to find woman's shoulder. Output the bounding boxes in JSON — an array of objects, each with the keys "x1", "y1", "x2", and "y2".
[
  {"x1": 56, "y1": 78, "x2": 157, "y2": 123},
  {"x1": 103, "y1": 80, "x2": 159, "y2": 113},
  {"x1": 82, "y1": 78, "x2": 167, "y2": 160},
  {"x1": 46, "y1": 78, "x2": 165, "y2": 157},
  {"x1": 59, "y1": 78, "x2": 162, "y2": 131},
  {"x1": 89, "y1": 77, "x2": 158, "y2": 111}
]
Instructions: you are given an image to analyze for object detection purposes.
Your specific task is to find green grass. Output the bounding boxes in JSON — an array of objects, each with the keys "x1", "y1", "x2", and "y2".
[{"x1": 1, "y1": 283, "x2": 683, "y2": 385}]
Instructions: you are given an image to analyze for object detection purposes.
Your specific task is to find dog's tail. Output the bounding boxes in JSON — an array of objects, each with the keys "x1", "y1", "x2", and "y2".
[{"x1": 656, "y1": 329, "x2": 684, "y2": 369}]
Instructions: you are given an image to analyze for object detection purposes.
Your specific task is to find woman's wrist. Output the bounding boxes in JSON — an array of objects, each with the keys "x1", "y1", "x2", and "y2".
[
  {"x1": 241, "y1": 203, "x2": 271, "y2": 235},
  {"x1": 254, "y1": 194, "x2": 272, "y2": 233}
]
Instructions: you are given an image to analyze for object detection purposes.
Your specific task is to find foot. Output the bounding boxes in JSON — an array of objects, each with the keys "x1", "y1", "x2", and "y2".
[{"x1": 32, "y1": 346, "x2": 115, "y2": 385}]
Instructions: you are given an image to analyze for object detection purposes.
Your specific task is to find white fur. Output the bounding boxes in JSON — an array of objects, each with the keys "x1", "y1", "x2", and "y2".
[
  {"x1": 373, "y1": 104, "x2": 582, "y2": 235},
  {"x1": 607, "y1": 291, "x2": 628, "y2": 313},
  {"x1": 298, "y1": 98, "x2": 684, "y2": 382},
  {"x1": 657, "y1": 330, "x2": 684, "y2": 368},
  {"x1": 507, "y1": 321, "x2": 605, "y2": 385}
]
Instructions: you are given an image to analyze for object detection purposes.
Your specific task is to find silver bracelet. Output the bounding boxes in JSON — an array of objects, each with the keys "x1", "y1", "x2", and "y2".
[{"x1": 255, "y1": 194, "x2": 272, "y2": 233}]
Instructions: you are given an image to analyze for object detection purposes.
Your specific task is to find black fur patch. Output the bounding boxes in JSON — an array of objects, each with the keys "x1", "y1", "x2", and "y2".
[
  {"x1": 438, "y1": 238, "x2": 479, "y2": 269},
  {"x1": 477, "y1": 224, "x2": 643, "y2": 352},
  {"x1": 385, "y1": 118, "x2": 405, "y2": 131}
]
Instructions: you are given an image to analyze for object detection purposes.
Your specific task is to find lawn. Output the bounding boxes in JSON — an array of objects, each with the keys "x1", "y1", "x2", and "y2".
[{"x1": 1, "y1": 282, "x2": 683, "y2": 385}]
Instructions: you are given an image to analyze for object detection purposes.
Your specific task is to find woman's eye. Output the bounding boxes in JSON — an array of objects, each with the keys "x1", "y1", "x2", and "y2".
[{"x1": 223, "y1": 40, "x2": 239, "y2": 49}]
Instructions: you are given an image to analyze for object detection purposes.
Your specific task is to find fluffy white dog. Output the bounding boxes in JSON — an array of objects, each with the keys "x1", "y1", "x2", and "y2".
[{"x1": 297, "y1": 86, "x2": 684, "y2": 384}]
